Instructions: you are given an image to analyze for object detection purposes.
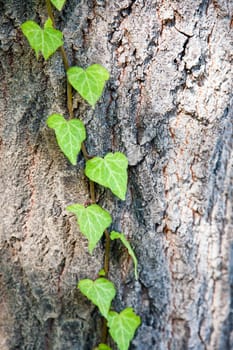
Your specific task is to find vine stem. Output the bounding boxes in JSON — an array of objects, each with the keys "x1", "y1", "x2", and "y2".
[
  {"x1": 46, "y1": 1, "x2": 111, "y2": 345},
  {"x1": 101, "y1": 229, "x2": 111, "y2": 343},
  {"x1": 104, "y1": 230, "x2": 110, "y2": 277}
]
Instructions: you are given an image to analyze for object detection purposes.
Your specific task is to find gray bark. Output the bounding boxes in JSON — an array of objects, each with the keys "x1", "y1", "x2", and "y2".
[{"x1": 0, "y1": 0, "x2": 233, "y2": 349}]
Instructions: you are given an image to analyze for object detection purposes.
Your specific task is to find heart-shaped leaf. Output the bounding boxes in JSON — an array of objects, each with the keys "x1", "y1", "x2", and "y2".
[
  {"x1": 66, "y1": 204, "x2": 112, "y2": 253},
  {"x1": 110, "y1": 231, "x2": 138, "y2": 280},
  {"x1": 67, "y1": 64, "x2": 110, "y2": 107},
  {"x1": 51, "y1": 0, "x2": 66, "y2": 11},
  {"x1": 47, "y1": 114, "x2": 86, "y2": 165},
  {"x1": 94, "y1": 344, "x2": 112, "y2": 350},
  {"x1": 21, "y1": 18, "x2": 63, "y2": 60},
  {"x1": 107, "y1": 308, "x2": 141, "y2": 350},
  {"x1": 85, "y1": 152, "x2": 128, "y2": 200},
  {"x1": 78, "y1": 278, "x2": 116, "y2": 319}
]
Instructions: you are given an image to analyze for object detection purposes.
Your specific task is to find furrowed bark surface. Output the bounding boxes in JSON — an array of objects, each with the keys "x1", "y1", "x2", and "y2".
[{"x1": 0, "y1": 1, "x2": 232, "y2": 349}]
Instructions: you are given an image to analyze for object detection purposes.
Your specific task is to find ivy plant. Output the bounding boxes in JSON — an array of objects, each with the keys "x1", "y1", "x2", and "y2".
[
  {"x1": 66, "y1": 204, "x2": 112, "y2": 253},
  {"x1": 85, "y1": 152, "x2": 128, "y2": 200},
  {"x1": 47, "y1": 113, "x2": 86, "y2": 165},
  {"x1": 108, "y1": 308, "x2": 141, "y2": 350},
  {"x1": 21, "y1": 1, "x2": 141, "y2": 349},
  {"x1": 78, "y1": 278, "x2": 116, "y2": 319},
  {"x1": 21, "y1": 18, "x2": 63, "y2": 59},
  {"x1": 110, "y1": 231, "x2": 138, "y2": 280},
  {"x1": 67, "y1": 64, "x2": 110, "y2": 107}
]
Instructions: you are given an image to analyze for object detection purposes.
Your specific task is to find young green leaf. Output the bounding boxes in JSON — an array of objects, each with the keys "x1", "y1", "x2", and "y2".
[
  {"x1": 78, "y1": 278, "x2": 116, "y2": 319},
  {"x1": 110, "y1": 231, "x2": 138, "y2": 280},
  {"x1": 94, "y1": 344, "x2": 112, "y2": 350},
  {"x1": 107, "y1": 308, "x2": 141, "y2": 350},
  {"x1": 51, "y1": 0, "x2": 66, "y2": 11},
  {"x1": 98, "y1": 268, "x2": 106, "y2": 277},
  {"x1": 21, "y1": 18, "x2": 63, "y2": 60},
  {"x1": 85, "y1": 152, "x2": 128, "y2": 200},
  {"x1": 67, "y1": 64, "x2": 110, "y2": 107},
  {"x1": 47, "y1": 114, "x2": 86, "y2": 165},
  {"x1": 66, "y1": 204, "x2": 112, "y2": 253}
]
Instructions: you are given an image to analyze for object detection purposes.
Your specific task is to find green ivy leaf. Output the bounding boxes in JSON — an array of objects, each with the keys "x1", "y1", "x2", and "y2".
[
  {"x1": 67, "y1": 64, "x2": 110, "y2": 107},
  {"x1": 78, "y1": 278, "x2": 116, "y2": 319},
  {"x1": 98, "y1": 269, "x2": 106, "y2": 277},
  {"x1": 50, "y1": 0, "x2": 66, "y2": 11},
  {"x1": 47, "y1": 114, "x2": 86, "y2": 165},
  {"x1": 107, "y1": 308, "x2": 141, "y2": 350},
  {"x1": 110, "y1": 231, "x2": 138, "y2": 280},
  {"x1": 85, "y1": 152, "x2": 128, "y2": 200},
  {"x1": 94, "y1": 344, "x2": 112, "y2": 350},
  {"x1": 66, "y1": 204, "x2": 112, "y2": 253},
  {"x1": 21, "y1": 18, "x2": 63, "y2": 60}
]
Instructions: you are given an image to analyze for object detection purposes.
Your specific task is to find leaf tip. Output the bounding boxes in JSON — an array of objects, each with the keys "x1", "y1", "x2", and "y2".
[{"x1": 44, "y1": 17, "x2": 53, "y2": 29}]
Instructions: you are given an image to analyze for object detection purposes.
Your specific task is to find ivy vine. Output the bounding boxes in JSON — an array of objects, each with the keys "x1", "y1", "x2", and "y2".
[{"x1": 21, "y1": 1, "x2": 141, "y2": 349}]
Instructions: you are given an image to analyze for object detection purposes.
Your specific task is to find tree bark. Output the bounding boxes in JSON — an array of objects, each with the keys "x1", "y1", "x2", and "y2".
[{"x1": 0, "y1": 0, "x2": 233, "y2": 349}]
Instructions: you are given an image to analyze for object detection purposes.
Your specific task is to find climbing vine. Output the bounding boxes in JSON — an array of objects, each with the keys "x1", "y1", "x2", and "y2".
[{"x1": 21, "y1": 1, "x2": 141, "y2": 349}]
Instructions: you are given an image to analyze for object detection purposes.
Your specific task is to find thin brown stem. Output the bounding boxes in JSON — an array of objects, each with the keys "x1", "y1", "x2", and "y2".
[
  {"x1": 101, "y1": 319, "x2": 108, "y2": 344},
  {"x1": 59, "y1": 46, "x2": 74, "y2": 119},
  {"x1": 89, "y1": 181, "x2": 96, "y2": 203},
  {"x1": 81, "y1": 143, "x2": 91, "y2": 160},
  {"x1": 101, "y1": 229, "x2": 111, "y2": 344},
  {"x1": 104, "y1": 230, "x2": 110, "y2": 277},
  {"x1": 59, "y1": 46, "x2": 69, "y2": 71},
  {"x1": 67, "y1": 82, "x2": 74, "y2": 119}
]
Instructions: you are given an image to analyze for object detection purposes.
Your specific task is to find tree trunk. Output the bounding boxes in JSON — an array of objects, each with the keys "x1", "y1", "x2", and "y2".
[{"x1": 0, "y1": 1, "x2": 232, "y2": 349}]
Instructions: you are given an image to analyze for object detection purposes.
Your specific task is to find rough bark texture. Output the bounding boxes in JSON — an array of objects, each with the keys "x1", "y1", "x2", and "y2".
[{"x1": 0, "y1": 0, "x2": 233, "y2": 349}]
